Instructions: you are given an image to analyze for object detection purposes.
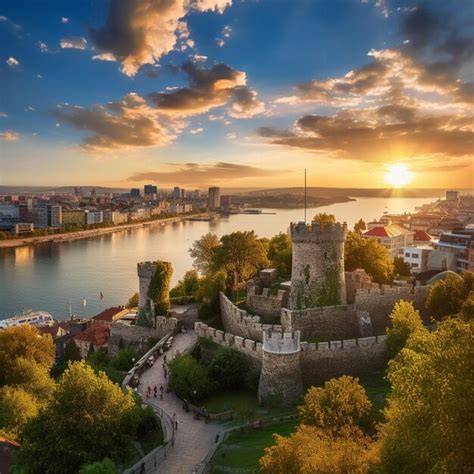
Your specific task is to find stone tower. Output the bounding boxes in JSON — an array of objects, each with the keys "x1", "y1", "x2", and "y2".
[
  {"x1": 137, "y1": 261, "x2": 158, "y2": 309},
  {"x1": 258, "y1": 330, "x2": 303, "y2": 406},
  {"x1": 290, "y1": 221, "x2": 347, "y2": 309}
]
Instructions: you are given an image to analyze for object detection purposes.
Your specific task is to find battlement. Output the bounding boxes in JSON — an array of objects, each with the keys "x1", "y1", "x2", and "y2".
[
  {"x1": 137, "y1": 261, "x2": 158, "y2": 279},
  {"x1": 300, "y1": 334, "x2": 387, "y2": 352},
  {"x1": 262, "y1": 329, "x2": 301, "y2": 354},
  {"x1": 290, "y1": 221, "x2": 347, "y2": 243},
  {"x1": 247, "y1": 285, "x2": 287, "y2": 301}
]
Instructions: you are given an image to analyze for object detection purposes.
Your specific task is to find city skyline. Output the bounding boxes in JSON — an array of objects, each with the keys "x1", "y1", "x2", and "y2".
[{"x1": 1, "y1": 0, "x2": 473, "y2": 189}]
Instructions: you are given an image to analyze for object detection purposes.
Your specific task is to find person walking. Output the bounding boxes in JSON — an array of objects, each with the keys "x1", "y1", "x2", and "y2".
[
  {"x1": 146, "y1": 386, "x2": 151, "y2": 398},
  {"x1": 160, "y1": 385, "x2": 164, "y2": 400},
  {"x1": 153, "y1": 385, "x2": 158, "y2": 398}
]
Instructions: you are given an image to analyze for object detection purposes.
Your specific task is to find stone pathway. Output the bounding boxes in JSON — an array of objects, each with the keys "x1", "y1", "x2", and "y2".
[{"x1": 138, "y1": 331, "x2": 222, "y2": 474}]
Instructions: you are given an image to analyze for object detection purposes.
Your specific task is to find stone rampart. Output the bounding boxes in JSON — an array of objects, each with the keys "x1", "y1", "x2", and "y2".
[
  {"x1": 108, "y1": 317, "x2": 177, "y2": 357},
  {"x1": 355, "y1": 285, "x2": 429, "y2": 333},
  {"x1": 281, "y1": 304, "x2": 360, "y2": 340},
  {"x1": 220, "y1": 292, "x2": 282, "y2": 342},
  {"x1": 246, "y1": 285, "x2": 288, "y2": 320},
  {"x1": 299, "y1": 334, "x2": 388, "y2": 387}
]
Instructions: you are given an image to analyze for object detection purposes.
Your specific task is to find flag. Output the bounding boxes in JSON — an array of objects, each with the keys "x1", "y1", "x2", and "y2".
[
  {"x1": 83, "y1": 298, "x2": 87, "y2": 307},
  {"x1": 100, "y1": 292, "x2": 104, "y2": 300}
]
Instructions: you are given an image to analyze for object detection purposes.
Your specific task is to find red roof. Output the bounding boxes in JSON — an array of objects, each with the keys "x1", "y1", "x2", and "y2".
[
  {"x1": 414, "y1": 229, "x2": 432, "y2": 242},
  {"x1": 74, "y1": 324, "x2": 110, "y2": 347},
  {"x1": 92, "y1": 306, "x2": 124, "y2": 322},
  {"x1": 38, "y1": 323, "x2": 68, "y2": 338},
  {"x1": 364, "y1": 224, "x2": 414, "y2": 239}
]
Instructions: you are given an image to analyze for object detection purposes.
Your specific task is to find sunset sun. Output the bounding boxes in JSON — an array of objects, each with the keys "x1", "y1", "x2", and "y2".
[{"x1": 384, "y1": 163, "x2": 413, "y2": 188}]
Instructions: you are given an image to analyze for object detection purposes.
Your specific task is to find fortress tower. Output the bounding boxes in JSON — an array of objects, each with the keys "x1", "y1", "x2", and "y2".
[
  {"x1": 137, "y1": 261, "x2": 159, "y2": 309},
  {"x1": 258, "y1": 330, "x2": 303, "y2": 406},
  {"x1": 290, "y1": 221, "x2": 347, "y2": 309}
]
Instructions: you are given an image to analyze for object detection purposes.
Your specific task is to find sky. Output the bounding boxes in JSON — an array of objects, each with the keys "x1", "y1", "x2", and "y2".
[{"x1": 0, "y1": 0, "x2": 472, "y2": 190}]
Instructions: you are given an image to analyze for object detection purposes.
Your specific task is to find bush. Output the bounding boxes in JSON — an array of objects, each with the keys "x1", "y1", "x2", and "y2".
[
  {"x1": 208, "y1": 347, "x2": 247, "y2": 390},
  {"x1": 126, "y1": 293, "x2": 139, "y2": 309},
  {"x1": 79, "y1": 458, "x2": 117, "y2": 474},
  {"x1": 112, "y1": 347, "x2": 139, "y2": 372}
]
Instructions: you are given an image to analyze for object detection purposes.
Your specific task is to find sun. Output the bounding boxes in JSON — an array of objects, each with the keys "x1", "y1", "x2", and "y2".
[{"x1": 384, "y1": 163, "x2": 413, "y2": 188}]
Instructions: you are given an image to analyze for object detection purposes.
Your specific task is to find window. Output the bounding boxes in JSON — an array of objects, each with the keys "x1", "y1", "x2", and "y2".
[
  {"x1": 411, "y1": 253, "x2": 419, "y2": 258},
  {"x1": 405, "y1": 252, "x2": 410, "y2": 257},
  {"x1": 412, "y1": 263, "x2": 419, "y2": 268}
]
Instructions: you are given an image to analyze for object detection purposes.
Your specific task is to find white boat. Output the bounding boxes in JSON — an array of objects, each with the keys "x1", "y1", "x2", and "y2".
[{"x1": 0, "y1": 310, "x2": 55, "y2": 330}]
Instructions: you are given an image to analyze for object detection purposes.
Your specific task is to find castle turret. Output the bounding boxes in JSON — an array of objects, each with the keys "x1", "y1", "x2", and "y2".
[
  {"x1": 290, "y1": 221, "x2": 347, "y2": 309},
  {"x1": 258, "y1": 330, "x2": 303, "y2": 406},
  {"x1": 137, "y1": 261, "x2": 158, "y2": 309}
]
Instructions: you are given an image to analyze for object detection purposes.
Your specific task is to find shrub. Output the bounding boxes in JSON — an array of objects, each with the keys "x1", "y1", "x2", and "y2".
[
  {"x1": 168, "y1": 354, "x2": 211, "y2": 402},
  {"x1": 208, "y1": 347, "x2": 247, "y2": 390}
]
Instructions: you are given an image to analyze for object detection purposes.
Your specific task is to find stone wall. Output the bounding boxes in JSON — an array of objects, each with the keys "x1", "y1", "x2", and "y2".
[
  {"x1": 246, "y1": 286, "x2": 288, "y2": 320},
  {"x1": 299, "y1": 335, "x2": 388, "y2": 387},
  {"x1": 355, "y1": 285, "x2": 429, "y2": 334},
  {"x1": 281, "y1": 304, "x2": 360, "y2": 340},
  {"x1": 108, "y1": 317, "x2": 177, "y2": 357},
  {"x1": 220, "y1": 292, "x2": 282, "y2": 342}
]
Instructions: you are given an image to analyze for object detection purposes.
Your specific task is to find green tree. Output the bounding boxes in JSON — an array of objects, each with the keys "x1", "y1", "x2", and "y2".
[
  {"x1": 170, "y1": 270, "x2": 200, "y2": 297},
  {"x1": 345, "y1": 231, "x2": 394, "y2": 283},
  {"x1": 16, "y1": 361, "x2": 137, "y2": 473},
  {"x1": 267, "y1": 233, "x2": 292, "y2": 278},
  {"x1": 126, "y1": 292, "x2": 139, "y2": 309},
  {"x1": 208, "y1": 347, "x2": 247, "y2": 390},
  {"x1": 425, "y1": 272, "x2": 473, "y2": 321},
  {"x1": 216, "y1": 231, "x2": 269, "y2": 286},
  {"x1": 64, "y1": 339, "x2": 82, "y2": 362},
  {"x1": 168, "y1": 354, "x2": 211, "y2": 402},
  {"x1": 299, "y1": 376, "x2": 372, "y2": 434},
  {"x1": 380, "y1": 318, "x2": 474, "y2": 473},
  {"x1": 112, "y1": 346, "x2": 139, "y2": 372},
  {"x1": 354, "y1": 219, "x2": 367, "y2": 233},
  {"x1": 79, "y1": 458, "x2": 117, "y2": 474},
  {"x1": 460, "y1": 291, "x2": 474, "y2": 321},
  {"x1": 0, "y1": 325, "x2": 55, "y2": 385},
  {"x1": 393, "y1": 256, "x2": 411, "y2": 277},
  {"x1": 189, "y1": 232, "x2": 220, "y2": 274},
  {"x1": 0, "y1": 386, "x2": 38, "y2": 437},
  {"x1": 147, "y1": 260, "x2": 173, "y2": 316},
  {"x1": 197, "y1": 271, "x2": 227, "y2": 320},
  {"x1": 313, "y1": 213, "x2": 336, "y2": 228},
  {"x1": 385, "y1": 301, "x2": 425, "y2": 359}
]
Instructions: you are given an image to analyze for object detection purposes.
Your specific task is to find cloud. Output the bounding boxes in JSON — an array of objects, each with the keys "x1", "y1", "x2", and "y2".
[
  {"x1": 89, "y1": 0, "x2": 232, "y2": 77},
  {"x1": 216, "y1": 24, "x2": 232, "y2": 47},
  {"x1": 92, "y1": 52, "x2": 116, "y2": 61},
  {"x1": 127, "y1": 161, "x2": 284, "y2": 185},
  {"x1": 191, "y1": 54, "x2": 208, "y2": 62},
  {"x1": 6, "y1": 57, "x2": 19, "y2": 67},
  {"x1": 0, "y1": 112, "x2": 7, "y2": 118},
  {"x1": 189, "y1": 127, "x2": 203, "y2": 134},
  {"x1": 216, "y1": 38, "x2": 225, "y2": 47},
  {"x1": 60, "y1": 36, "x2": 87, "y2": 49},
  {"x1": 0, "y1": 15, "x2": 21, "y2": 33},
  {"x1": 61, "y1": 17, "x2": 70, "y2": 24},
  {"x1": 0, "y1": 131, "x2": 20, "y2": 141},
  {"x1": 37, "y1": 41, "x2": 48, "y2": 53},
  {"x1": 53, "y1": 93, "x2": 176, "y2": 152},
  {"x1": 361, "y1": 0, "x2": 389, "y2": 18}
]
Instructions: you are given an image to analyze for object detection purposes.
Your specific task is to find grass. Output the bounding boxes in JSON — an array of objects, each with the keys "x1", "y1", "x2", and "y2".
[{"x1": 210, "y1": 420, "x2": 298, "y2": 473}]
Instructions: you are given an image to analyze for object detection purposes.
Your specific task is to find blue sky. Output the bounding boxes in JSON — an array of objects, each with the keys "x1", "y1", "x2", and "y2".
[{"x1": 0, "y1": 0, "x2": 472, "y2": 189}]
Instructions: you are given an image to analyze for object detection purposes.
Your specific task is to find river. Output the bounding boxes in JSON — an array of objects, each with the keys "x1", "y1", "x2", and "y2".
[{"x1": 0, "y1": 197, "x2": 434, "y2": 319}]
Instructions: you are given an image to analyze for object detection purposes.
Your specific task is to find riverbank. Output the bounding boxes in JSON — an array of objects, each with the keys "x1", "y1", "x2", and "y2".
[{"x1": 0, "y1": 215, "x2": 198, "y2": 249}]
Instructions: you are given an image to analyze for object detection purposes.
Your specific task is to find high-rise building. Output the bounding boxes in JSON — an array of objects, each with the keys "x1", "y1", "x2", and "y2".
[
  {"x1": 74, "y1": 187, "x2": 83, "y2": 196},
  {"x1": 172, "y1": 187, "x2": 181, "y2": 199},
  {"x1": 181, "y1": 189, "x2": 186, "y2": 199},
  {"x1": 47, "y1": 205, "x2": 62, "y2": 227},
  {"x1": 130, "y1": 188, "x2": 141, "y2": 198},
  {"x1": 220, "y1": 195, "x2": 232, "y2": 211},
  {"x1": 208, "y1": 187, "x2": 221, "y2": 211},
  {"x1": 144, "y1": 184, "x2": 158, "y2": 195},
  {"x1": 446, "y1": 190, "x2": 459, "y2": 202}
]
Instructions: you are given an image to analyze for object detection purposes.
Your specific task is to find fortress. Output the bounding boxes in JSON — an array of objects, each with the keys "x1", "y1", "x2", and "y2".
[{"x1": 195, "y1": 220, "x2": 431, "y2": 405}]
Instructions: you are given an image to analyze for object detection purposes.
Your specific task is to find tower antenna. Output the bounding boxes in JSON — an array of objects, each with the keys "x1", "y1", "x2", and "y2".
[{"x1": 304, "y1": 168, "x2": 307, "y2": 223}]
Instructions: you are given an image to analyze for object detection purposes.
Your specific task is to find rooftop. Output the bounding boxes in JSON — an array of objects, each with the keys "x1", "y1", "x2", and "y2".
[
  {"x1": 74, "y1": 324, "x2": 110, "y2": 347},
  {"x1": 92, "y1": 306, "x2": 125, "y2": 322},
  {"x1": 413, "y1": 229, "x2": 433, "y2": 242},
  {"x1": 364, "y1": 224, "x2": 414, "y2": 238}
]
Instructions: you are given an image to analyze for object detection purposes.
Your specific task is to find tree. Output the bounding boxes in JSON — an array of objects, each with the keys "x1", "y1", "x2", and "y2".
[
  {"x1": 197, "y1": 271, "x2": 227, "y2": 320},
  {"x1": 313, "y1": 213, "x2": 336, "y2": 228},
  {"x1": 379, "y1": 318, "x2": 474, "y2": 473},
  {"x1": 0, "y1": 386, "x2": 38, "y2": 437},
  {"x1": 299, "y1": 376, "x2": 372, "y2": 434},
  {"x1": 354, "y1": 219, "x2": 366, "y2": 233},
  {"x1": 425, "y1": 272, "x2": 473, "y2": 321},
  {"x1": 64, "y1": 339, "x2": 82, "y2": 362},
  {"x1": 147, "y1": 260, "x2": 172, "y2": 316},
  {"x1": 385, "y1": 301, "x2": 425, "y2": 359},
  {"x1": 79, "y1": 458, "x2": 117, "y2": 474},
  {"x1": 126, "y1": 292, "x2": 139, "y2": 309},
  {"x1": 208, "y1": 347, "x2": 247, "y2": 390},
  {"x1": 0, "y1": 325, "x2": 55, "y2": 385},
  {"x1": 170, "y1": 270, "x2": 200, "y2": 297},
  {"x1": 189, "y1": 232, "x2": 220, "y2": 274},
  {"x1": 112, "y1": 346, "x2": 139, "y2": 372},
  {"x1": 345, "y1": 231, "x2": 394, "y2": 283},
  {"x1": 168, "y1": 354, "x2": 211, "y2": 402},
  {"x1": 393, "y1": 256, "x2": 411, "y2": 277},
  {"x1": 16, "y1": 361, "x2": 137, "y2": 473},
  {"x1": 259, "y1": 424, "x2": 376, "y2": 474},
  {"x1": 267, "y1": 233, "x2": 292, "y2": 278},
  {"x1": 216, "y1": 231, "x2": 269, "y2": 286}
]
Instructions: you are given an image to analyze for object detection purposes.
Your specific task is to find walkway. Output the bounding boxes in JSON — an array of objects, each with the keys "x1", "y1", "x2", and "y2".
[{"x1": 138, "y1": 331, "x2": 222, "y2": 474}]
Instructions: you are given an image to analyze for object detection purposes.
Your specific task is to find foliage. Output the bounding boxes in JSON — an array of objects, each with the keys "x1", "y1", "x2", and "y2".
[
  {"x1": 208, "y1": 347, "x2": 247, "y2": 390},
  {"x1": 126, "y1": 292, "x2": 139, "y2": 309},
  {"x1": 460, "y1": 291, "x2": 474, "y2": 321},
  {"x1": 170, "y1": 269, "x2": 200, "y2": 297},
  {"x1": 299, "y1": 376, "x2": 372, "y2": 434},
  {"x1": 345, "y1": 230, "x2": 394, "y2": 283},
  {"x1": 354, "y1": 218, "x2": 367, "y2": 233},
  {"x1": 112, "y1": 346, "x2": 139, "y2": 372},
  {"x1": 168, "y1": 354, "x2": 211, "y2": 402},
  {"x1": 197, "y1": 271, "x2": 226, "y2": 320},
  {"x1": 379, "y1": 318, "x2": 474, "y2": 473},
  {"x1": 312, "y1": 213, "x2": 336, "y2": 228},
  {"x1": 64, "y1": 339, "x2": 82, "y2": 362},
  {"x1": 259, "y1": 424, "x2": 376, "y2": 474},
  {"x1": 135, "y1": 306, "x2": 154, "y2": 327},
  {"x1": 385, "y1": 300, "x2": 425, "y2": 359},
  {"x1": 147, "y1": 260, "x2": 172, "y2": 316},
  {"x1": 189, "y1": 232, "x2": 220, "y2": 274},
  {"x1": 0, "y1": 386, "x2": 38, "y2": 437},
  {"x1": 0, "y1": 325, "x2": 55, "y2": 385},
  {"x1": 79, "y1": 458, "x2": 117, "y2": 474},
  {"x1": 425, "y1": 272, "x2": 473, "y2": 321},
  {"x1": 267, "y1": 232, "x2": 292, "y2": 278},
  {"x1": 393, "y1": 256, "x2": 411, "y2": 277},
  {"x1": 16, "y1": 361, "x2": 137, "y2": 473}
]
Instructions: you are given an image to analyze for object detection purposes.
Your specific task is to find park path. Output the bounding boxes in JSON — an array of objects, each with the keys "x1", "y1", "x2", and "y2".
[{"x1": 138, "y1": 331, "x2": 222, "y2": 474}]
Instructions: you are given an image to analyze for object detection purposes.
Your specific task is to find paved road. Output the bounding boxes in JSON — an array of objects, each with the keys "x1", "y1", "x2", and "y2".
[{"x1": 138, "y1": 331, "x2": 222, "y2": 474}]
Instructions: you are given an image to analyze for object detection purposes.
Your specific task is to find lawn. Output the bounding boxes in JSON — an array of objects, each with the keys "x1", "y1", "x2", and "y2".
[{"x1": 210, "y1": 420, "x2": 298, "y2": 473}]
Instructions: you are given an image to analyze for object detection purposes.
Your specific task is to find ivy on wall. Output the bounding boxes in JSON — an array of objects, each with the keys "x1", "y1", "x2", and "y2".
[{"x1": 147, "y1": 260, "x2": 173, "y2": 316}]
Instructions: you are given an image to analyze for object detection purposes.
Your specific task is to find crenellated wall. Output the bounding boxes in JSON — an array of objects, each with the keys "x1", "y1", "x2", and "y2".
[
  {"x1": 281, "y1": 304, "x2": 360, "y2": 340},
  {"x1": 220, "y1": 292, "x2": 282, "y2": 342},
  {"x1": 246, "y1": 285, "x2": 288, "y2": 320}
]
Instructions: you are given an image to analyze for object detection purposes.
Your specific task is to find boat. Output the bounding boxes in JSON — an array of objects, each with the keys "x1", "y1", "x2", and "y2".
[
  {"x1": 243, "y1": 209, "x2": 263, "y2": 214},
  {"x1": 0, "y1": 310, "x2": 55, "y2": 330}
]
